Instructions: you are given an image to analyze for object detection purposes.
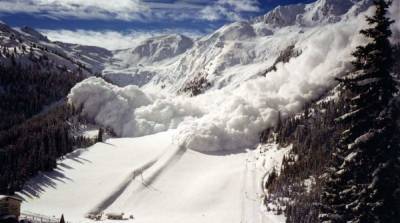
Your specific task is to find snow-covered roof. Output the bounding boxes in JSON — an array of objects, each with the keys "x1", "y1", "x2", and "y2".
[
  {"x1": 106, "y1": 212, "x2": 124, "y2": 216},
  {"x1": 0, "y1": 195, "x2": 23, "y2": 202}
]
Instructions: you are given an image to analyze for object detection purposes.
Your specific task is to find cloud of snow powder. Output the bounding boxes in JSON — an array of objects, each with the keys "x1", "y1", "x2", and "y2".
[
  {"x1": 174, "y1": 19, "x2": 365, "y2": 152},
  {"x1": 390, "y1": 0, "x2": 400, "y2": 43},
  {"x1": 68, "y1": 7, "x2": 399, "y2": 153},
  {"x1": 69, "y1": 78, "x2": 203, "y2": 137}
]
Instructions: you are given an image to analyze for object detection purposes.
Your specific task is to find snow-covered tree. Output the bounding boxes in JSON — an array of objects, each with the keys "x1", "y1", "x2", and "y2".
[
  {"x1": 320, "y1": 1, "x2": 400, "y2": 222},
  {"x1": 97, "y1": 127, "x2": 104, "y2": 142}
]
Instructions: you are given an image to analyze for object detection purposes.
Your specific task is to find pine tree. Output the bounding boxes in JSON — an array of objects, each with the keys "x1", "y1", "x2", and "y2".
[
  {"x1": 60, "y1": 214, "x2": 65, "y2": 223},
  {"x1": 320, "y1": 1, "x2": 400, "y2": 222},
  {"x1": 97, "y1": 128, "x2": 104, "y2": 143}
]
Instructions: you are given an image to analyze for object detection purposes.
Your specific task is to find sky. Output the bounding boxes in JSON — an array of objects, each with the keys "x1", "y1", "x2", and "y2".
[{"x1": 0, "y1": 0, "x2": 315, "y2": 49}]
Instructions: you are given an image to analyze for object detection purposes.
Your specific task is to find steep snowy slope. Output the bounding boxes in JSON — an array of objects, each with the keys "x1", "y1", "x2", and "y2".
[
  {"x1": 102, "y1": 0, "x2": 374, "y2": 93},
  {"x1": 103, "y1": 34, "x2": 193, "y2": 87},
  {"x1": 0, "y1": 23, "x2": 112, "y2": 74},
  {"x1": 52, "y1": 41, "x2": 112, "y2": 73},
  {"x1": 255, "y1": 0, "x2": 371, "y2": 27}
]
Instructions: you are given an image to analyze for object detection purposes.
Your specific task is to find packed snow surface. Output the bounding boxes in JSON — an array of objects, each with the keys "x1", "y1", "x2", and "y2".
[
  {"x1": 19, "y1": 131, "x2": 174, "y2": 220},
  {"x1": 19, "y1": 131, "x2": 289, "y2": 223}
]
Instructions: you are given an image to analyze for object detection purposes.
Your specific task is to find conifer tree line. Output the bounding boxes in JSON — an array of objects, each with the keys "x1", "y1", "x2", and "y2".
[
  {"x1": 261, "y1": 96, "x2": 350, "y2": 222},
  {"x1": 262, "y1": 0, "x2": 400, "y2": 222},
  {"x1": 0, "y1": 104, "x2": 93, "y2": 194},
  {"x1": 320, "y1": 0, "x2": 400, "y2": 221},
  {"x1": 0, "y1": 63, "x2": 85, "y2": 131},
  {"x1": 0, "y1": 61, "x2": 94, "y2": 194}
]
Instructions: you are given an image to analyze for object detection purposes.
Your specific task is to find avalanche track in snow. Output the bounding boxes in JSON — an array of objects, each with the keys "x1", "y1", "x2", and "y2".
[{"x1": 17, "y1": 130, "x2": 287, "y2": 223}]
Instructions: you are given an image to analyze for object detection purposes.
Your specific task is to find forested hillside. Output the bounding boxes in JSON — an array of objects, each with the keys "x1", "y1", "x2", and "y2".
[
  {"x1": 0, "y1": 63, "x2": 95, "y2": 194},
  {"x1": 0, "y1": 104, "x2": 93, "y2": 194},
  {"x1": 261, "y1": 95, "x2": 349, "y2": 222},
  {"x1": 0, "y1": 64, "x2": 85, "y2": 130},
  {"x1": 262, "y1": 1, "x2": 400, "y2": 222}
]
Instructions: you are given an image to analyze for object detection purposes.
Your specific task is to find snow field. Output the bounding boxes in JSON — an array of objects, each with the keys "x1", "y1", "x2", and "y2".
[
  {"x1": 19, "y1": 130, "x2": 290, "y2": 223},
  {"x1": 19, "y1": 131, "x2": 175, "y2": 222}
]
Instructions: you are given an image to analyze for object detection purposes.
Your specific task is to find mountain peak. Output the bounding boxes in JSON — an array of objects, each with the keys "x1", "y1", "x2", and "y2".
[
  {"x1": 257, "y1": 0, "x2": 371, "y2": 28},
  {"x1": 127, "y1": 34, "x2": 194, "y2": 64},
  {"x1": 20, "y1": 26, "x2": 49, "y2": 42}
]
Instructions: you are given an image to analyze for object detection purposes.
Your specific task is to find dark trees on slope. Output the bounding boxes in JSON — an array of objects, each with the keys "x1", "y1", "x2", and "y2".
[
  {"x1": 0, "y1": 63, "x2": 93, "y2": 194},
  {"x1": 262, "y1": 98, "x2": 349, "y2": 223},
  {"x1": 59, "y1": 214, "x2": 65, "y2": 223},
  {"x1": 320, "y1": 1, "x2": 400, "y2": 222},
  {"x1": 0, "y1": 63, "x2": 85, "y2": 131},
  {"x1": 97, "y1": 128, "x2": 104, "y2": 142}
]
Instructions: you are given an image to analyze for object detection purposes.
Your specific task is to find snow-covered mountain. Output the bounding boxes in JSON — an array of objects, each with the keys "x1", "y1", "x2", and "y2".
[
  {"x1": 0, "y1": 0, "x2": 374, "y2": 91},
  {"x1": 123, "y1": 34, "x2": 193, "y2": 65},
  {"x1": 68, "y1": 0, "x2": 388, "y2": 152},
  {"x1": 256, "y1": 0, "x2": 372, "y2": 27},
  {"x1": 103, "y1": 34, "x2": 193, "y2": 86},
  {"x1": 0, "y1": 23, "x2": 112, "y2": 74},
  {"x1": 13, "y1": 0, "x2": 400, "y2": 222},
  {"x1": 101, "y1": 0, "x2": 374, "y2": 93}
]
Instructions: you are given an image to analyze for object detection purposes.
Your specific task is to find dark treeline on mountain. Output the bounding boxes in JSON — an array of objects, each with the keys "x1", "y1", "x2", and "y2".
[
  {"x1": 0, "y1": 103, "x2": 94, "y2": 194},
  {"x1": 0, "y1": 62, "x2": 86, "y2": 131},
  {"x1": 393, "y1": 43, "x2": 400, "y2": 75},
  {"x1": 320, "y1": 0, "x2": 400, "y2": 222},
  {"x1": 0, "y1": 62, "x2": 95, "y2": 194},
  {"x1": 261, "y1": 1, "x2": 400, "y2": 222},
  {"x1": 261, "y1": 95, "x2": 350, "y2": 223}
]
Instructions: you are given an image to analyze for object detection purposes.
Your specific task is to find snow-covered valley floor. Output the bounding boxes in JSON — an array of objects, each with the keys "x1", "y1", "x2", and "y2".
[{"x1": 18, "y1": 130, "x2": 287, "y2": 223}]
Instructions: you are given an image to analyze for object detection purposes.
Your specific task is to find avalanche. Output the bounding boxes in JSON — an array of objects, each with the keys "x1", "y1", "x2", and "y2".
[
  {"x1": 69, "y1": 9, "x2": 370, "y2": 152},
  {"x1": 17, "y1": 0, "x2": 400, "y2": 222}
]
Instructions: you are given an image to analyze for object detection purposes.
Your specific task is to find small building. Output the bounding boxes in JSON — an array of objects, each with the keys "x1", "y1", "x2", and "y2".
[
  {"x1": 0, "y1": 195, "x2": 22, "y2": 221},
  {"x1": 86, "y1": 212, "x2": 103, "y2": 221},
  {"x1": 105, "y1": 212, "x2": 124, "y2": 220}
]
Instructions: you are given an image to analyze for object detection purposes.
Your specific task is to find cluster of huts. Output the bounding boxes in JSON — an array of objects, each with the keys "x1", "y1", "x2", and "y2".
[
  {"x1": 1, "y1": 195, "x2": 64, "y2": 223},
  {"x1": 1, "y1": 195, "x2": 133, "y2": 222},
  {"x1": 86, "y1": 212, "x2": 133, "y2": 221},
  {"x1": 0, "y1": 195, "x2": 22, "y2": 223}
]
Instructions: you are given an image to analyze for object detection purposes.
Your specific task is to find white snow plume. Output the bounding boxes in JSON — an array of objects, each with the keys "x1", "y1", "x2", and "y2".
[
  {"x1": 390, "y1": 0, "x2": 400, "y2": 43},
  {"x1": 69, "y1": 77, "x2": 202, "y2": 137},
  {"x1": 69, "y1": 78, "x2": 150, "y2": 136},
  {"x1": 69, "y1": 9, "x2": 372, "y2": 153},
  {"x1": 176, "y1": 19, "x2": 365, "y2": 152}
]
